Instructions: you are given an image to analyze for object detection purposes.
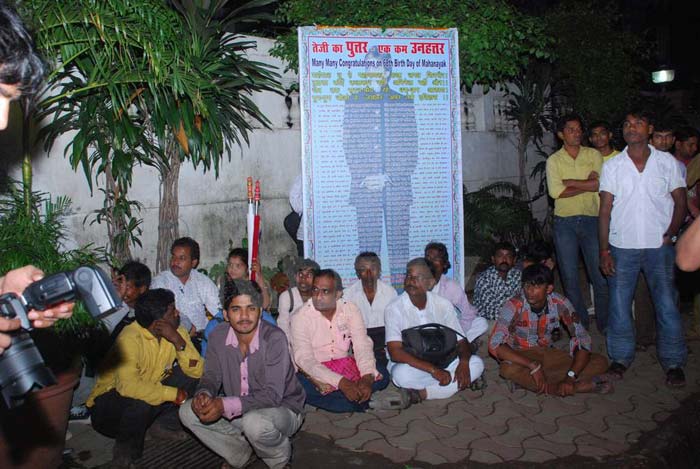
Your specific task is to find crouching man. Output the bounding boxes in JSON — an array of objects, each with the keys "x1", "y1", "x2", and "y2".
[
  {"x1": 385, "y1": 258, "x2": 485, "y2": 403},
  {"x1": 180, "y1": 280, "x2": 305, "y2": 468},
  {"x1": 489, "y1": 264, "x2": 611, "y2": 396},
  {"x1": 88, "y1": 289, "x2": 203, "y2": 467}
]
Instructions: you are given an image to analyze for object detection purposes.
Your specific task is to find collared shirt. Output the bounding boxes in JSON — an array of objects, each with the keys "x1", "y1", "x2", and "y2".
[
  {"x1": 602, "y1": 149, "x2": 620, "y2": 163},
  {"x1": 384, "y1": 291, "x2": 465, "y2": 344},
  {"x1": 473, "y1": 266, "x2": 522, "y2": 320},
  {"x1": 277, "y1": 287, "x2": 304, "y2": 341},
  {"x1": 488, "y1": 292, "x2": 591, "y2": 357},
  {"x1": 600, "y1": 145, "x2": 686, "y2": 249},
  {"x1": 197, "y1": 321, "x2": 305, "y2": 418},
  {"x1": 290, "y1": 299, "x2": 378, "y2": 387},
  {"x1": 343, "y1": 279, "x2": 397, "y2": 329},
  {"x1": 151, "y1": 269, "x2": 221, "y2": 332},
  {"x1": 87, "y1": 322, "x2": 203, "y2": 407},
  {"x1": 546, "y1": 146, "x2": 603, "y2": 217},
  {"x1": 432, "y1": 275, "x2": 478, "y2": 331}
]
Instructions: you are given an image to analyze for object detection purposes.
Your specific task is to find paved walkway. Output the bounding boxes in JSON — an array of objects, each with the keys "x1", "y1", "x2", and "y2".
[{"x1": 66, "y1": 329, "x2": 699, "y2": 467}]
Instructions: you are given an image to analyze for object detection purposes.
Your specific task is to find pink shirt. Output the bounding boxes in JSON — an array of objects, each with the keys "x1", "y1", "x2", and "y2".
[
  {"x1": 290, "y1": 299, "x2": 377, "y2": 387},
  {"x1": 434, "y1": 275, "x2": 478, "y2": 331},
  {"x1": 220, "y1": 326, "x2": 260, "y2": 419}
]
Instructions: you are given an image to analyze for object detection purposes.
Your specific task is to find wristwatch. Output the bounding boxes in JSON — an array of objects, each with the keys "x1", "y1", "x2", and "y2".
[{"x1": 566, "y1": 369, "x2": 577, "y2": 380}]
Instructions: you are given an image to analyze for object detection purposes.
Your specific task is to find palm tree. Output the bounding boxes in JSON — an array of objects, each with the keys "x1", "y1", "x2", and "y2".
[{"x1": 25, "y1": 0, "x2": 280, "y2": 268}]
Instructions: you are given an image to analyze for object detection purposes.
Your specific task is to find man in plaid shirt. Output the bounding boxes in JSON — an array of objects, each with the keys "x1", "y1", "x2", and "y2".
[{"x1": 488, "y1": 264, "x2": 610, "y2": 396}]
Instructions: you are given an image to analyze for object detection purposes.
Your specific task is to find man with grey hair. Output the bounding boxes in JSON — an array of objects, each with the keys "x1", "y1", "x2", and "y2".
[
  {"x1": 343, "y1": 252, "x2": 398, "y2": 366},
  {"x1": 180, "y1": 280, "x2": 305, "y2": 468},
  {"x1": 385, "y1": 258, "x2": 484, "y2": 403}
]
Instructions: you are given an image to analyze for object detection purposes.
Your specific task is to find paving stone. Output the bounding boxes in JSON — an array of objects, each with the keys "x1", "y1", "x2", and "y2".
[
  {"x1": 475, "y1": 403, "x2": 523, "y2": 427},
  {"x1": 415, "y1": 438, "x2": 470, "y2": 464},
  {"x1": 462, "y1": 401, "x2": 496, "y2": 417},
  {"x1": 335, "y1": 430, "x2": 384, "y2": 451},
  {"x1": 518, "y1": 448, "x2": 557, "y2": 463},
  {"x1": 408, "y1": 418, "x2": 458, "y2": 439},
  {"x1": 605, "y1": 413, "x2": 656, "y2": 432},
  {"x1": 592, "y1": 395, "x2": 634, "y2": 413},
  {"x1": 531, "y1": 398, "x2": 586, "y2": 426},
  {"x1": 597, "y1": 423, "x2": 639, "y2": 445},
  {"x1": 652, "y1": 410, "x2": 672, "y2": 423},
  {"x1": 507, "y1": 416, "x2": 556, "y2": 436},
  {"x1": 331, "y1": 412, "x2": 378, "y2": 429},
  {"x1": 457, "y1": 415, "x2": 507, "y2": 436},
  {"x1": 439, "y1": 430, "x2": 489, "y2": 450},
  {"x1": 430, "y1": 400, "x2": 478, "y2": 428},
  {"x1": 470, "y1": 436, "x2": 524, "y2": 460},
  {"x1": 469, "y1": 449, "x2": 504, "y2": 464},
  {"x1": 386, "y1": 424, "x2": 436, "y2": 450},
  {"x1": 301, "y1": 409, "x2": 333, "y2": 430},
  {"x1": 522, "y1": 435, "x2": 576, "y2": 458},
  {"x1": 575, "y1": 444, "x2": 613, "y2": 460},
  {"x1": 626, "y1": 430, "x2": 642, "y2": 444},
  {"x1": 575, "y1": 434, "x2": 629, "y2": 454},
  {"x1": 381, "y1": 409, "x2": 429, "y2": 429},
  {"x1": 357, "y1": 419, "x2": 407, "y2": 438},
  {"x1": 562, "y1": 415, "x2": 608, "y2": 434},
  {"x1": 490, "y1": 424, "x2": 541, "y2": 449},
  {"x1": 362, "y1": 438, "x2": 415, "y2": 463},
  {"x1": 540, "y1": 423, "x2": 588, "y2": 445},
  {"x1": 320, "y1": 423, "x2": 359, "y2": 441}
]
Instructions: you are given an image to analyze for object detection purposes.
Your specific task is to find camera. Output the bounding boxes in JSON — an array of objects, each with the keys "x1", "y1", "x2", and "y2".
[{"x1": 0, "y1": 266, "x2": 121, "y2": 408}]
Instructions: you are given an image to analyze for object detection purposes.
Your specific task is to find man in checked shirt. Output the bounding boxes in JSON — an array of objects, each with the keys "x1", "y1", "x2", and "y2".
[{"x1": 488, "y1": 264, "x2": 611, "y2": 396}]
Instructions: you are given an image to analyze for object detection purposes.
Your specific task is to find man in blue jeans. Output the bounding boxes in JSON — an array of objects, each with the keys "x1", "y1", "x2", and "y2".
[
  {"x1": 546, "y1": 114, "x2": 608, "y2": 331},
  {"x1": 599, "y1": 110, "x2": 688, "y2": 388}
]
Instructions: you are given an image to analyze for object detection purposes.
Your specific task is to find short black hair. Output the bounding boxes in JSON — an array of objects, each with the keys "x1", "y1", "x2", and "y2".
[
  {"x1": 424, "y1": 242, "x2": 451, "y2": 274},
  {"x1": 315, "y1": 269, "x2": 343, "y2": 291},
  {"x1": 625, "y1": 109, "x2": 655, "y2": 126},
  {"x1": 674, "y1": 126, "x2": 700, "y2": 143},
  {"x1": 521, "y1": 264, "x2": 554, "y2": 286},
  {"x1": 0, "y1": 3, "x2": 45, "y2": 94},
  {"x1": 227, "y1": 248, "x2": 248, "y2": 267},
  {"x1": 653, "y1": 121, "x2": 674, "y2": 134},
  {"x1": 135, "y1": 288, "x2": 174, "y2": 328},
  {"x1": 171, "y1": 237, "x2": 200, "y2": 262},
  {"x1": 557, "y1": 113, "x2": 584, "y2": 134},
  {"x1": 522, "y1": 240, "x2": 553, "y2": 265},
  {"x1": 222, "y1": 279, "x2": 262, "y2": 310},
  {"x1": 492, "y1": 241, "x2": 516, "y2": 257},
  {"x1": 119, "y1": 261, "x2": 151, "y2": 289},
  {"x1": 589, "y1": 120, "x2": 612, "y2": 134},
  {"x1": 354, "y1": 251, "x2": 381, "y2": 272},
  {"x1": 406, "y1": 257, "x2": 436, "y2": 279}
]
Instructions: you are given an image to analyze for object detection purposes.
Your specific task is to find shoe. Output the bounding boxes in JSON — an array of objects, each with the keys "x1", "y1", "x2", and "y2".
[
  {"x1": 369, "y1": 388, "x2": 411, "y2": 410},
  {"x1": 69, "y1": 404, "x2": 91, "y2": 423},
  {"x1": 666, "y1": 368, "x2": 686, "y2": 388},
  {"x1": 406, "y1": 388, "x2": 423, "y2": 404},
  {"x1": 606, "y1": 362, "x2": 627, "y2": 380}
]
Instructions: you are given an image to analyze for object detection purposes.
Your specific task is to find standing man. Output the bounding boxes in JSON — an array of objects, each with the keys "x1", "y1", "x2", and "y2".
[
  {"x1": 343, "y1": 252, "x2": 397, "y2": 366},
  {"x1": 589, "y1": 121, "x2": 619, "y2": 162},
  {"x1": 473, "y1": 242, "x2": 521, "y2": 322},
  {"x1": 152, "y1": 237, "x2": 221, "y2": 335},
  {"x1": 546, "y1": 114, "x2": 608, "y2": 331},
  {"x1": 672, "y1": 126, "x2": 699, "y2": 169},
  {"x1": 651, "y1": 122, "x2": 676, "y2": 153},
  {"x1": 599, "y1": 110, "x2": 687, "y2": 388},
  {"x1": 385, "y1": 259, "x2": 484, "y2": 403},
  {"x1": 180, "y1": 280, "x2": 305, "y2": 469}
]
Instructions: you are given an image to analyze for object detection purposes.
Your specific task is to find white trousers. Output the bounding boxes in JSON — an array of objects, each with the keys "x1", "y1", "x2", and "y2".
[{"x1": 388, "y1": 354, "x2": 484, "y2": 400}]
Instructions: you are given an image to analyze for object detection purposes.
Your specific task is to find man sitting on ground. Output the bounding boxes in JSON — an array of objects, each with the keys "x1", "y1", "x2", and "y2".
[
  {"x1": 489, "y1": 264, "x2": 610, "y2": 396},
  {"x1": 473, "y1": 241, "x2": 521, "y2": 322},
  {"x1": 277, "y1": 258, "x2": 320, "y2": 342},
  {"x1": 291, "y1": 269, "x2": 389, "y2": 412},
  {"x1": 343, "y1": 252, "x2": 397, "y2": 366},
  {"x1": 180, "y1": 280, "x2": 305, "y2": 469},
  {"x1": 385, "y1": 258, "x2": 484, "y2": 403},
  {"x1": 424, "y1": 242, "x2": 487, "y2": 343},
  {"x1": 88, "y1": 289, "x2": 203, "y2": 468}
]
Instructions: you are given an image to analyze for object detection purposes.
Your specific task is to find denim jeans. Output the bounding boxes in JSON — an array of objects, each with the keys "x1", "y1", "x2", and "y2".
[
  {"x1": 552, "y1": 216, "x2": 609, "y2": 331},
  {"x1": 607, "y1": 245, "x2": 687, "y2": 370}
]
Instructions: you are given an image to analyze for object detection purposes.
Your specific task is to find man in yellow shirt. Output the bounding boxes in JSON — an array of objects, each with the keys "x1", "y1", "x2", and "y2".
[
  {"x1": 589, "y1": 121, "x2": 619, "y2": 162},
  {"x1": 88, "y1": 289, "x2": 203, "y2": 468},
  {"x1": 546, "y1": 114, "x2": 608, "y2": 332}
]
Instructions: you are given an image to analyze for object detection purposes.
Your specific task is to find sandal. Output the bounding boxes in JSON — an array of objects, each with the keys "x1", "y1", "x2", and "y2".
[
  {"x1": 666, "y1": 368, "x2": 686, "y2": 389},
  {"x1": 368, "y1": 388, "x2": 411, "y2": 410},
  {"x1": 591, "y1": 375, "x2": 614, "y2": 394},
  {"x1": 606, "y1": 362, "x2": 627, "y2": 381}
]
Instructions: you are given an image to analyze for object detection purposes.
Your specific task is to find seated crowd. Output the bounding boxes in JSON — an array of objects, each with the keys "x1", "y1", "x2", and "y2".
[{"x1": 80, "y1": 233, "x2": 626, "y2": 469}]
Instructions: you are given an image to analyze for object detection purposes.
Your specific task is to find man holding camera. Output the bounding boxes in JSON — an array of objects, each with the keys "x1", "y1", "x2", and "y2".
[
  {"x1": 385, "y1": 258, "x2": 484, "y2": 403},
  {"x1": 88, "y1": 289, "x2": 203, "y2": 468}
]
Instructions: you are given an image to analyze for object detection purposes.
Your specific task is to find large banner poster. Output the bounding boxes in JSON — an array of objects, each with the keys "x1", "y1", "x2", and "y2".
[{"x1": 299, "y1": 26, "x2": 464, "y2": 288}]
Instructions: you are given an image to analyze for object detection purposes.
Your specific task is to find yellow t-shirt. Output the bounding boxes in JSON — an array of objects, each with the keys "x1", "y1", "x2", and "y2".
[
  {"x1": 546, "y1": 146, "x2": 603, "y2": 217},
  {"x1": 87, "y1": 322, "x2": 203, "y2": 407},
  {"x1": 602, "y1": 149, "x2": 620, "y2": 163}
]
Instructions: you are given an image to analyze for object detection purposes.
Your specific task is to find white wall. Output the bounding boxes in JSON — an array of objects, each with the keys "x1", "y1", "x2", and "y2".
[{"x1": 0, "y1": 36, "x2": 552, "y2": 275}]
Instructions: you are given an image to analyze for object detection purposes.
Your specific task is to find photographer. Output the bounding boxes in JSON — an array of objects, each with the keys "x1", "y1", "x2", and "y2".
[{"x1": 0, "y1": 265, "x2": 74, "y2": 354}]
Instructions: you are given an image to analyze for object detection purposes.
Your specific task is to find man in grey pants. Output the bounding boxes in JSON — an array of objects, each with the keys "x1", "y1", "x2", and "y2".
[{"x1": 179, "y1": 280, "x2": 305, "y2": 468}]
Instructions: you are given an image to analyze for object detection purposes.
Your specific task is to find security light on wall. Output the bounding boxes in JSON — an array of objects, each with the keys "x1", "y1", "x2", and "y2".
[{"x1": 652, "y1": 68, "x2": 675, "y2": 84}]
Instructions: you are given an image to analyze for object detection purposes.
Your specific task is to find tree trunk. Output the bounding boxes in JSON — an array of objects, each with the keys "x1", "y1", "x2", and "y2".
[
  {"x1": 104, "y1": 164, "x2": 132, "y2": 264},
  {"x1": 21, "y1": 99, "x2": 32, "y2": 216},
  {"x1": 156, "y1": 142, "x2": 181, "y2": 273},
  {"x1": 517, "y1": 134, "x2": 531, "y2": 202}
]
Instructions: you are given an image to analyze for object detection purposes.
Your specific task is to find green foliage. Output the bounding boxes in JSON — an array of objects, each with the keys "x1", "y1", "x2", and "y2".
[
  {"x1": 545, "y1": 0, "x2": 647, "y2": 122},
  {"x1": 0, "y1": 183, "x2": 103, "y2": 334},
  {"x1": 464, "y1": 182, "x2": 541, "y2": 259},
  {"x1": 272, "y1": 0, "x2": 552, "y2": 88}
]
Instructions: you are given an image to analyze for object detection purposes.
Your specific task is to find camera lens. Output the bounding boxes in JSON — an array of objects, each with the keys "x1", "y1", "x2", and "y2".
[{"x1": 0, "y1": 332, "x2": 56, "y2": 408}]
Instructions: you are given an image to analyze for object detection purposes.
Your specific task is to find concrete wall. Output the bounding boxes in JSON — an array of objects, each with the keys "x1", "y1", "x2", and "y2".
[{"x1": 0, "y1": 36, "x2": 552, "y2": 275}]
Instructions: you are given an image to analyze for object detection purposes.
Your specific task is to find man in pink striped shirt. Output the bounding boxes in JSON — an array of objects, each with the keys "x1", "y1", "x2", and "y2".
[{"x1": 290, "y1": 269, "x2": 389, "y2": 412}]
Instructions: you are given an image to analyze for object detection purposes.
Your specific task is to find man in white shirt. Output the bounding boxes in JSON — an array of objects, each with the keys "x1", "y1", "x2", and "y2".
[
  {"x1": 385, "y1": 258, "x2": 484, "y2": 402},
  {"x1": 599, "y1": 110, "x2": 688, "y2": 388},
  {"x1": 343, "y1": 252, "x2": 397, "y2": 366},
  {"x1": 151, "y1": 237, "x2": 221, "y2": 335}
]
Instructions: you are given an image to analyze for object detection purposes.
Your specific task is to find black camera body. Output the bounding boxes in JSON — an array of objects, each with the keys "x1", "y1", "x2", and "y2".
[{"x1": 0, "y1": 266, "x2": 121, "y2": 407}]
